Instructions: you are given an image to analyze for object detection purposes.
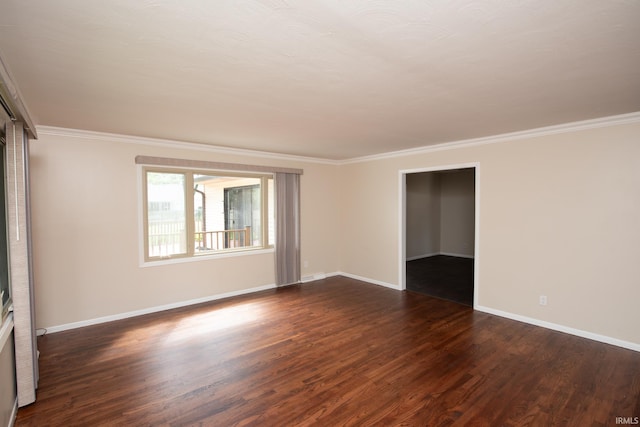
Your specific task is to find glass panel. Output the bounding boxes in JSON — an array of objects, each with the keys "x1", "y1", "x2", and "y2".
[
  {"x1": 0, "y1": 139, "x2": 10, "y2": 313},
  {"x1": 194, "y1": 175, "x2": 261, "y2": 252},
  {"x1": 146, "y1": 172, "x2": 187, "y2": 257}
]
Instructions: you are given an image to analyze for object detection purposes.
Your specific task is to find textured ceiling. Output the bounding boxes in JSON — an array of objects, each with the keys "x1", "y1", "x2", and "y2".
[{"x1": 0, "y1": 0, "x2": 639, "y2": 160}]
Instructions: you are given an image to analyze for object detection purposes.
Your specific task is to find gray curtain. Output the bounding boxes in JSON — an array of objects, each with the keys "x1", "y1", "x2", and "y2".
[{"x1": 274, "y1": 172, "x2": 301, "y2": 286}]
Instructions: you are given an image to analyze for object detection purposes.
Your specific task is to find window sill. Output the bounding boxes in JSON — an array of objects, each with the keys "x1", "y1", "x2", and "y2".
[{"x1": 140, "y1": 247, "x2": 275, "y2": 268}]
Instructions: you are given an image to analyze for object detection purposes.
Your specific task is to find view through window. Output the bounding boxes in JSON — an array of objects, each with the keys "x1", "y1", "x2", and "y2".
[
  {"x1": 0, "y1": 127, "x2": 9, "y2": 318},
  {"x1": 145, "y1": 169, "x2": 274, "y2": 261}
]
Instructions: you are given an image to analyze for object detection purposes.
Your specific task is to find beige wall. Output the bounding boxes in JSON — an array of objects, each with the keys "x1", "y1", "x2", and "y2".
[
  {"x1": 29, "y1": 132, "x2": 341, "y2": 329},
  {"x1": 29, "y1": 119, "x2": 640, "y2": 348},
  {"x1": 0, "y1": 323, "x2": 16, "y2": 427},
  {"x1": 339, "y1": 121, "x2": 640, "y2": 346}
]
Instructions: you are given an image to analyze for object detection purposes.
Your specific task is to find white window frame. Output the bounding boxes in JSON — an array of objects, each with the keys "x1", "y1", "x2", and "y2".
[{"x1": 139, "y1": 165, "x2": 274, "y2": 266}]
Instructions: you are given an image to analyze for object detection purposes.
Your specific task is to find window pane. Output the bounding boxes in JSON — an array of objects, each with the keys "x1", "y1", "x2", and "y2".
[
  {"x1": 146, "y1": 172, "x2": 187, "y2": 257},
  {"x1": 194, "y1": 175, "x2": 261, "y2": 252},
  {"x1": 0, "y1": 143, "x2": 10, "y2": 313}
]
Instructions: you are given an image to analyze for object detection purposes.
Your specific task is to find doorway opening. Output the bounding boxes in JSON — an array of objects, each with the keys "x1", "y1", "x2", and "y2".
[{"x1": 399, "y1": 164, "x2": 479, "y2": 307}]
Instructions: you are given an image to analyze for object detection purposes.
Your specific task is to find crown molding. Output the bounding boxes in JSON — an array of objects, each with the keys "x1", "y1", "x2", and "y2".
[
  {"x1": 36, "y1": 126, "x2": 341, "y2": 166},
  {"x1": 340, "y1": 111, "x2": 640, "y2": 165},
  {"x1": 37, "y1": 111, "x2": 640, "y2": 166}
]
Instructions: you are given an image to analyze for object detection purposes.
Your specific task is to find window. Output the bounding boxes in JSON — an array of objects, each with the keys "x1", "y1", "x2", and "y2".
[
  {"x1": 143, "y1": 168, "x2": 274, "y2": 261},
  {"x1": 0, "y1": 129, "x2": 10, "y2": 320}
]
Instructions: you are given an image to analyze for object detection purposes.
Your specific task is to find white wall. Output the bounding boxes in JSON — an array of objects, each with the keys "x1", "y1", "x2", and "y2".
[
  {"x1": 339, "y1": 120, "x2": 640, "y2": 347},
  {"x1": 29, "y1": 131, "x2": 341, "y2": 329}
]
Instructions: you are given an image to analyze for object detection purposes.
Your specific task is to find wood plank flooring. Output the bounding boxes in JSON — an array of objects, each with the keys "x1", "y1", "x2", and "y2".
[{"x1": 16, "y1": 276, "x2": 640, "y2": 426}]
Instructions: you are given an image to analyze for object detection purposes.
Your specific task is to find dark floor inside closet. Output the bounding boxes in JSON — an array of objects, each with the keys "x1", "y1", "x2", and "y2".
[{"x1": 406, "y1": 255, "x2": 474, "y2": 306}]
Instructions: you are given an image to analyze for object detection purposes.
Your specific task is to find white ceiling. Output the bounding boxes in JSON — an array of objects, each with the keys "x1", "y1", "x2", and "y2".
[{"x1": 0, "y1": 0, "x2": 639, "y2": 160}]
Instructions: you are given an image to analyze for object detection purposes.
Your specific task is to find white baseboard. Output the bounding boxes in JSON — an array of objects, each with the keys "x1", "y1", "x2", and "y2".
[
  {"x1": 42, "y1": 283, "x2": 277, "y2": 334},
  {"x1": 337, "y1": 271, "x2": 401, "y2": 290},
  {"x1": 335, "y1": 272, "x2": 639, "y2": 352},
  {"x1": 39, "y1": 274, "x2": 639, "y2": 353},
  {"x1": 476, "y1": 305, "x2": 640, "y2": 352},
  {"x1": 406, "y1": 252, "x2": 439, "y2": 261},
  {"x1": 406, "y1": 252, "x2": 474, "y2": 261},
  {"x1": 439, "y1": 252, "x2": 474, "y2": 259},
  {"x1": 301, "y1": 272, "x2": 333, "y2": 283},
  {"x1": 42, "y1": 274, "x2": 349, "y2": 334}
]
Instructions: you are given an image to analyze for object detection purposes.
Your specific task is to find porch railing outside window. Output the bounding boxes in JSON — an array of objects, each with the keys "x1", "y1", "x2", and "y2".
[
  {"x1": 143, "y1": 168, "x2": 272, "y2": 261},
  {"x1": 195, "y1": 226, "x2": 251, "y2": 251}
]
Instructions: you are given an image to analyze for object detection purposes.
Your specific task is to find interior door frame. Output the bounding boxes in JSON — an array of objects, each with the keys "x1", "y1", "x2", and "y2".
[{"x1": 399, "y1": 162, "x2": 480, "y2": 309}]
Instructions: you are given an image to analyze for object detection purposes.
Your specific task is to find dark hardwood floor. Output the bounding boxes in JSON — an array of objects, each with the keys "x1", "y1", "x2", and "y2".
[
  {"x1": 17, "y1": 276, "x2": 640, "y2": 426},
  {"x1": 407, "y1": 255, "x2": 474, "y2": 306}
]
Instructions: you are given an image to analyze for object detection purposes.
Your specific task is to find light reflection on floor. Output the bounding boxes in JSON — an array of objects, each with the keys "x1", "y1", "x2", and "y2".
[{"x1": 162, "y1": 302, "x2": 263, "y2": 346}]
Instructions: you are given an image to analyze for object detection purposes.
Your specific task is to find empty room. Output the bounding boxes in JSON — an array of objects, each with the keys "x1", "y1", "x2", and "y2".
[{"x1": 1, "y1": 1, "x2": 639, "y2": 426}]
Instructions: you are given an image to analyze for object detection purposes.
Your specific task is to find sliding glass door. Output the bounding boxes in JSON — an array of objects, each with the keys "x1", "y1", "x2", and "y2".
[
  {"x1": 0, "y1": 100, "x2": 16, "y2": 427},
  {"x1": 0, "y1": 110, "x2": 10, "y2": 321}
]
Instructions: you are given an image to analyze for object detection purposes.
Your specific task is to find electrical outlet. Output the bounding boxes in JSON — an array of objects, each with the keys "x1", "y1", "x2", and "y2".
[
  {"x1": 303, "y1": 260, "x2": 309, "y2": 268},
  {"x1": 539, "y1": 295, "x2": 547, "y2": 306}
]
